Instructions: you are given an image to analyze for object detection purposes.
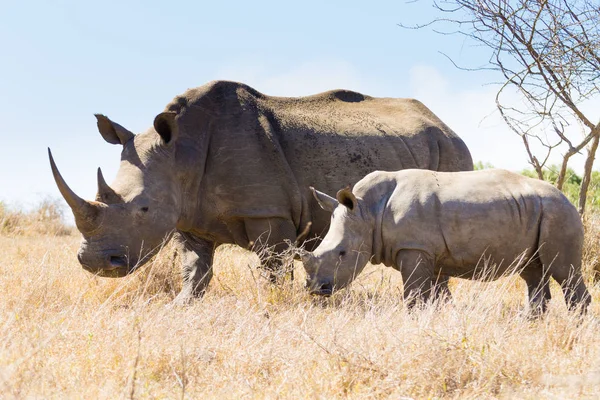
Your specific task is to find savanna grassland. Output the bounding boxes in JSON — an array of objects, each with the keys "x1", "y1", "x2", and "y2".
[{"x1": 1, "y1": 202, "x2": 600, "y2": 399}]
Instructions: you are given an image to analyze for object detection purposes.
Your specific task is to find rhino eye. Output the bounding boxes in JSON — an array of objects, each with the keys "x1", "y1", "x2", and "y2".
[
  {"x1": 339, "y1": 250, "x2": 346, "y2": 257},
  {"x1": 140, "y1": 206, "x2": 149, "y2": 212}
]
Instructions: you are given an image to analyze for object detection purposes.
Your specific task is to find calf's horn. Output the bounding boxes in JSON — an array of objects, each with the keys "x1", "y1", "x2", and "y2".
[
  {"x1": 294, "y1": 221, "x2": 312, "y2": 246},
  {"x1": 48, "y1": 148, "x2": 101, "y2": 232},
  {"x1": 300, "y1": 251, "x2": 316, "y2": 266}
]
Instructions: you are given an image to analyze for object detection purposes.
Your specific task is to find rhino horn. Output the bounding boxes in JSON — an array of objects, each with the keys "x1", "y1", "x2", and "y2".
[
  {"x1": 300, "y1": 251, "x2": 316, "y2": 266},
  {"x1": 96, "y1": 167, "x2": 119, "y2": 203},
  {"x1": 48, "y1": 148, "x2": 102, "y2": 232}
]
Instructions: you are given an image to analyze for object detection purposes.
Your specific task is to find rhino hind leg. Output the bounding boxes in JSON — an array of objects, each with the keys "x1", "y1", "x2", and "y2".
[
  {"x1": 172, "y1": 231, "x2": 216, "y2": 304},
  {"x1": 395, "y1": 249, "x2": 435, "y2": 308},
  {"x1": 245, "y1": 218, "x2": 298, "y2": 283},
  {"x1": 549, "y1": 265, "x2": 590, "y2": 313},
  {"x1": 538, "y1": 220, "x2": 590, "y2": 312},
  {"x1": 520, "y1": 263, "x2": 551, "y2": 315}
]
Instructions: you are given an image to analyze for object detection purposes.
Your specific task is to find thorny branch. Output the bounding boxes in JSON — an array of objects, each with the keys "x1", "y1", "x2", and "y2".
[{"x1": 403, "y1": 0, "x2": 600, "y2": 214}]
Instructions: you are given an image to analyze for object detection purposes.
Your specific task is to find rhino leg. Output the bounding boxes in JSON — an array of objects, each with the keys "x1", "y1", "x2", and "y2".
[
  {"x1": 395, "y1": 249, "x2": 434, "y2": 308},
  {"x1": 172, "y1": 231, "x2": 216, "y2": 304},
  {"x1": 432, "y1": 273, "x2": 452, "y2": 302},
  {"x1": 245, "y1": 218, "x2": 298, "y2": 283},
  {"x1": 549, "y1": 264, "x2": 590, "y2": 313},
  {"x1": 520, "y1": 263, "x2": 551, "y2": 315},
  {"x1": 538, "y1": 220, "x2": 590, "y2": 313}
]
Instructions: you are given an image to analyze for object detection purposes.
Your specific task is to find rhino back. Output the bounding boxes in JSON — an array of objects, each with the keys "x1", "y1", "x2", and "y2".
[
  {"x1": 373, "y1": 169, "x2": 579, "y2": 276},
  {"x1": 260, "y1": 92, "x2": 473, "y2": 238},
  {"x1": 265, "y1": 94, "x2": 472, "y2": 181}
]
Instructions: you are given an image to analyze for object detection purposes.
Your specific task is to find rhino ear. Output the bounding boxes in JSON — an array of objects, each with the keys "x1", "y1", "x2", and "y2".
[
  {"x1": 310, "y1": 187, "x2": 337, "y2": 213},
  {"x1": 336, "y1": 187, "x2": 357, "y2": 211},
  {"x1": 153, "y1": 111, "x2": 179, "y2": 145},
  {"x1": 95, "y1": 114, "x2": 135, "y2": 145}
]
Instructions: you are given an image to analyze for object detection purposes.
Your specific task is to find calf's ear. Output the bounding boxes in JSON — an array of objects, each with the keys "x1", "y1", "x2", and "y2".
[
  {"x1": 336, "y1": 187, "x2": 357, "y2": 211},
  {"x1": 310, "y1": 187, "x2": 338, "y2": 213},
  {"x1": 95, "y1": 114, "x2": 135, "y2": 145},
  {"x1": 153, "y1": 111, "x2": 179, "y2": 145}
]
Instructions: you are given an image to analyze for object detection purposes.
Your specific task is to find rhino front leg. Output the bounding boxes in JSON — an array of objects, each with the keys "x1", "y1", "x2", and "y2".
[
  {"x1": 520, "y1": 264, "x2": 551, "y2": 315},
  {"x1": 172, "y1": 231, "x2": 216, "y2": 304},
  {"x1": 395, "y1": 249, "x2": 434, "y2": 308},
  {"x1": 432, "y1": 273, "x2": 452, "y2": 302}
]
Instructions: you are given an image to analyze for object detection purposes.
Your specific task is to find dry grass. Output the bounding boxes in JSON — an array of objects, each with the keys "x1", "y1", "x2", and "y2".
[
  {"x1": 583, "y1": 212, "x2": 600, "y2": 283},
  {"x1": 0, "y1": 200, "x2": 73, "y2": 237},
  {"x1": 1, "y1": 209, "x2": 600, "y2": 399}
]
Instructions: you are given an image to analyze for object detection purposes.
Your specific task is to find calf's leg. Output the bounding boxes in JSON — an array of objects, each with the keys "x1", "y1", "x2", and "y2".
[
  {"x1": 520, "y1": 262, "x2": 551, "y2": 315},
  {"x1": 395, "y1": 249, "x2": 434, "y2": 308},
  {"x1": 538, "y1": 218, "x2": 590, "y2": 312},
  {"x1": 550, "y1": 264, "x2": 590, "y2": 312}
]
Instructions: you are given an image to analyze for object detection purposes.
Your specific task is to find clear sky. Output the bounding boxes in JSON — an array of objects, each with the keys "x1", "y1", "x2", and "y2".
[{"x1": 0, "y1": 0, "x2": 591, "y2": 210}]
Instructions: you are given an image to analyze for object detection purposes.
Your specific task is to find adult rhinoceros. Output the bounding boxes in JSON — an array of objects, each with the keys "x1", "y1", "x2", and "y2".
[{"x1": 49, "y1": 80, "x2": 473, "y2": 302}]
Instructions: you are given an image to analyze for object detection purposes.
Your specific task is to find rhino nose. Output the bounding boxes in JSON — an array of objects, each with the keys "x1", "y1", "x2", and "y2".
[
  {"x1": 77, "y1": 249, "x2": 94, "y2": 271},
  {"x1": 108, "y1": 255, "x2": 128, "y2": 269},
  {"x1": 317, "y1": 282, "x2": 333, "y2": 296}
]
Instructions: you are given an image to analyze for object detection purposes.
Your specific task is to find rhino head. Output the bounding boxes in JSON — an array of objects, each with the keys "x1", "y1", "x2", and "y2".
[
  {"x1": 301, "y1": 187, "x2": 373, "y2": 295},
  {"x1": 49, "y1": 112, "x2": 182, "y2": 277}
]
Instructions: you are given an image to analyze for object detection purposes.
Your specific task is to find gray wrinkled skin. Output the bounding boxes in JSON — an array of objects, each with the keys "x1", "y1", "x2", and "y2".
[
  {"x1": 304, "y1": 169, "x2": 591, "y2": 313},
  {"x1": 49, "y1": 80, "x2": 473, "y2": 301}
]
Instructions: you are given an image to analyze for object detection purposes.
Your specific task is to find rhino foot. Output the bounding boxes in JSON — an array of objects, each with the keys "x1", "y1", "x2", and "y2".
[{"x1": 169, "y1": 292, "x2": 196, "y2": 308}]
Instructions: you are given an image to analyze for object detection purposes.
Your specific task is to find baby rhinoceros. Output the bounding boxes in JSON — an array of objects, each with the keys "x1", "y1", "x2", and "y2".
[{"x1": 302, "y1": 169, "x2": 591, "y2": 313}]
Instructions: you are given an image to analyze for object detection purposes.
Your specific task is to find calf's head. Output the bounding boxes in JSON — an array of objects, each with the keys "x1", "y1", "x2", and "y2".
[
  {"x1": 49, "y1": 112, "x2": 181, "y2": 277},
  {"x1": 302, "y1": 187, "x2": 373, "y2": 295}
]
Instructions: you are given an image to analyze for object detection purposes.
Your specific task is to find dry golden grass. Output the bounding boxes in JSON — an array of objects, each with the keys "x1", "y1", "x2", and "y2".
[
  {"x1": 0, "y1": 200, "x2": 73, "y2": 237},
  {"x1": 1, "y1": 208, "x2": 600, "y2": 399}
]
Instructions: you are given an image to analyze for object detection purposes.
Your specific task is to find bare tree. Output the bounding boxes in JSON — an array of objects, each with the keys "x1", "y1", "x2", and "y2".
[{"x1": 403, "y1": 0, "x2": 600, "y2": 214}]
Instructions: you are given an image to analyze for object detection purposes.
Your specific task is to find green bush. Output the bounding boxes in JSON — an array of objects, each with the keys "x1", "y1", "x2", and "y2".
[{"x1": 473, "y1": 161, "x2": 495, "y2": 170}]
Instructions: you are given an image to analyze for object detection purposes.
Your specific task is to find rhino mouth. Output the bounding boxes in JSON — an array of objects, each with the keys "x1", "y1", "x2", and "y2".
[
  {"x1": 93, "y1": 267, "x2": 129, "y2": 278},
  {"x1": 306, "y1": 280, "x2": 334, "y2": 296},
  {"x1": 79, "y1": 254, "x2": 136, "y2": 278},
  {"x1": 82, "y1": 263, "x2": 131, "y2": 278},
  {"x1": 78, "y1": 246, "x2": 160, "y2": 278}
]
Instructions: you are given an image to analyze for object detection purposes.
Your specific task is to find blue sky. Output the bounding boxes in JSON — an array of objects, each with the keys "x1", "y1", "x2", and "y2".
[{"x1": 0, "y1": 0, "x2": 587, "y2": 209}]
